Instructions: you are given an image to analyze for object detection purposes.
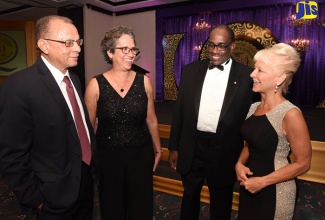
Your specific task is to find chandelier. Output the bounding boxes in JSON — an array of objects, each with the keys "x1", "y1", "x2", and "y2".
[
  {"x1": 195, "y1": 19, "x2": 210, "y2": 31},
  {"x1": 320, "y1": 22, "x2": 325, "y2": 29},
  {"x1": 290, "y1": 39, "x2": 310, "y2": 52},
  {"x1": 290, "y1": 14, "x2": 312, "y2": 27},
  {"x1": 194, "y1": 43, "x2": 202, "y2": 51},
  {"x1": 194, "y1": 19, "x2": 210, "y2": 52}
]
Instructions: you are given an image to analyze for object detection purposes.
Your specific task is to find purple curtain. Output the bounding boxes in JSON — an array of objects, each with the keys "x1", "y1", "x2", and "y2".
[{"x1": 156, "y1": 3, "x2": 325, "y2": 107}]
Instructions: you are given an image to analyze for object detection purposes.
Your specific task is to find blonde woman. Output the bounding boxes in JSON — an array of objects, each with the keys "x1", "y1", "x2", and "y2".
[{"x1": 235, "y1": 43, "x2": 312, "y2": 220}]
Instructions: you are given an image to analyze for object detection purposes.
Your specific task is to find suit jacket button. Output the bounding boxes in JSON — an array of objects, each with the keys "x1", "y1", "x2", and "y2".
[
  {"x1": 75, "y1": 176, "x2": 80, "y2": 181},
  {"x1": 76, "y1": 153, "x2": 81, "y2": 157}
]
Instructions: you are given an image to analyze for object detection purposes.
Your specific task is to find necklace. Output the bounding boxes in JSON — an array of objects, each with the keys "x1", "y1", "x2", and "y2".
[{"x1": 114, "y1": 73, "x2": 130, "y2": 92}]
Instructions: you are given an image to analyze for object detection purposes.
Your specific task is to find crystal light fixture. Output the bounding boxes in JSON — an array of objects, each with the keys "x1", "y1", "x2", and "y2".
[
  {"x1": 290, "y1": 14, "x2": 312, "y2": 28},
  {"x1": 320, "y1": 22, "x2": 325, "y2": 29},
  {"x1": 290, "y1": 39, "x2": 310, "y2": 52},
  {"x1": 195, "y1": 19, "x2": 210, "y2": 31},
  {"x1": 194, "y1": 43, "x2": 202, "y2": 51},
  {"x1": 194, "y1": 19, "x2": 210, "y2": 52}
]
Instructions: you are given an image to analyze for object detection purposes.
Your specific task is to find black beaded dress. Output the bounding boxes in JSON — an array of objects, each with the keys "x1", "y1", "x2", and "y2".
[
  {"x1": 238, "y1": 100, "x2": 299, "y2": 220},
  {"x1": 95, "y1": 73, "x2": 153, "y2": 220}
]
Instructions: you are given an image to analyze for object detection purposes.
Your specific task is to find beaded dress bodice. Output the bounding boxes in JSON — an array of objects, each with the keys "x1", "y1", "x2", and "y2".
[{"x1": 95, "y1": 73, "x2": 151, "y2": 150}]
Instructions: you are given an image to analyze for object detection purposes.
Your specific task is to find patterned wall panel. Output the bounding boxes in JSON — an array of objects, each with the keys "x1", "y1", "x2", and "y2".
[{"x1": 163, "y1": 33, "x2": 184, "y2": 100}]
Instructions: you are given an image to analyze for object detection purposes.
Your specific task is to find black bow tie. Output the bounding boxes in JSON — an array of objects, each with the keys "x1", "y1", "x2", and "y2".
[
  {"x1": 208, "y1": 63, "x2": 224, "y2": 71},
  {"x1": 208, "y1": 59, "x2": 230, "y2": 71}
]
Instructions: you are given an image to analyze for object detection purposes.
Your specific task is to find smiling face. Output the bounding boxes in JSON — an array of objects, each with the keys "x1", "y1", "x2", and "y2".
[
  {"x1": 250, "y1": 57, "x2": 286, "y2": 95},
  {"x1": 208, "y1": 26, "x2": 236, "y2": 65},
  {"x1": 250, "y1": 59, "x2": 276, "y2": 94},
  {"x1": 251, "y1": 43, "x2": 302, "y2": 96},
  {"x1": 109, "y1": 34, "x2": 136, "y2": 71},
  {"x1": 38, "y1": 18, "x2": 81, "y2": 73}
]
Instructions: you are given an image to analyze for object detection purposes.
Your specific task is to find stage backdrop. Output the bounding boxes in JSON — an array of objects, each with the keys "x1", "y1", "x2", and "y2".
[{"x1": 156, "y1": 3, "x2": 325, "y2": 108}]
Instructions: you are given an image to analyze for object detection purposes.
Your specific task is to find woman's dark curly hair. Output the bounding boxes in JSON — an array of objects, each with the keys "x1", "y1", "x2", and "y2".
[{"x1": 101, "y1": 25, "x2": 136, "y2": 64}]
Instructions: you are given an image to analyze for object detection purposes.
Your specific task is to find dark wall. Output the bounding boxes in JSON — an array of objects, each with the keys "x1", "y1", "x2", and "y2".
[{"x1": 58, "y1": 6, "x2": 86, "y2": 94}]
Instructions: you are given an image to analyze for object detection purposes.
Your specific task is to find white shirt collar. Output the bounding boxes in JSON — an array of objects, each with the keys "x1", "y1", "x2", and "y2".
[{"x1": 41, "y1": 55, "x2": 69, "y2": 85}]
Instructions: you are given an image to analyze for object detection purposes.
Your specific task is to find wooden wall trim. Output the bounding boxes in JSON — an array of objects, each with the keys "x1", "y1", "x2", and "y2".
[
  {"x1": 153, "y1": 175, "x2": 240, "y2": 210},
  {"x1": 158, "y1": 124, "x2": 171, "y2": 139},
  {"x1": 297, "y1": 141, "x2": 325, "y2": 184}
]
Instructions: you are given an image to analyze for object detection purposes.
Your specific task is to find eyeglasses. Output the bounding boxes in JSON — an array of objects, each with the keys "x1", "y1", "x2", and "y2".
[
  {"x1": 207, "y1": 41, "x2": 232, "y2": 51},
  {"x1": 45, "y1": 39, "x2": 83, "y2": 47},
  {"x1": 115, "y1": 47, "x2": 140, "y2": 56}
]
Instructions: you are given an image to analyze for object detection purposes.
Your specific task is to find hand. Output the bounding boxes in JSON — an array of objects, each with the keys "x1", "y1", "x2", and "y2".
[
  {"x1": 235, "y1": 162, "x2": 253, "y2": 183},
  {"x1": 168, "y1": 150, "x2": 178, "y2": 170},
  {"x1": 153, "y1": 150, "x2": 163, "y2": 172},
  {"x1": 38, "y1": 203, "x2": 43, "y2": 210},
  {"x1": 241, "y1": 176, "x2": 265, "y2": 194}
]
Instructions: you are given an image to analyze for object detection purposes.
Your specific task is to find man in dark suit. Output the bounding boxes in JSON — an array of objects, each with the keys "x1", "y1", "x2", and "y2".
[
  {"x1": 168, "y1": 24, "x2": 255, "y2": 219},
  {"x1": 0, "y1": 15, "x2": 99, "y2": 220}
]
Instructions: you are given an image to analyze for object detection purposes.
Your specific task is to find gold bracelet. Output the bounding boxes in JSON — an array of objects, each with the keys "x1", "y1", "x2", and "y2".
[{"x1": 155, "y1": 151, "x2": 163, "y2": 154}]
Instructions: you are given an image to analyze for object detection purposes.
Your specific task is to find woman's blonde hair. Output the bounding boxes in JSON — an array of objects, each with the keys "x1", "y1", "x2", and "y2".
[{"x1": 254, "y1": 43, "x2": 301, "y2": 95}]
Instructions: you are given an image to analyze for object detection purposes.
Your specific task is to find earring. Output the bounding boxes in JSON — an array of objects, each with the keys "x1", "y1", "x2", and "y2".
[{"x1": 275, "y1": 84, "x2": 279, "y2": 93}]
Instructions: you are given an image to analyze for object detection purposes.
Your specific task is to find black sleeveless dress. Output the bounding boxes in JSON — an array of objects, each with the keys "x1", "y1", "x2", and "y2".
[
  {"x1": 94, "y1": 72, "x2": 154, "y2": 219},
  {"x1": 95, "y1": 73, "x2": 151, "y2": 150},
  {"x1": 238, "y1": 101, "x2": 298, "y2": 220}
]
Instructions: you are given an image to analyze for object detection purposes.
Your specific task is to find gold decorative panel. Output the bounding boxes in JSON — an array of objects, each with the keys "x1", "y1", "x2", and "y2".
[{"x1": 162, "y1": 33, "x2": 185, "y2": 100}]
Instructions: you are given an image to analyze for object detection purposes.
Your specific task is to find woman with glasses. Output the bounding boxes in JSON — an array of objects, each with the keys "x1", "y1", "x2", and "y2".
[{"x1": 84, "y1": 25, "x2": 162, "y2": 219}]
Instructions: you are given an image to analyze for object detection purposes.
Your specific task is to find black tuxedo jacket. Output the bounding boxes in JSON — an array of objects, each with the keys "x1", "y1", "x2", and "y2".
[
  {"x1": 168, "y1": 58, "x2": 254, "y2": 187},
  {"x1": 0, "y1": 57, "x2": 99, "y2": 213}
]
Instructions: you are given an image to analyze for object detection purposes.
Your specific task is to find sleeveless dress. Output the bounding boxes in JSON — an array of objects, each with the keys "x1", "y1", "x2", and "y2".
[
  {"x1": 238, "y1": 100, "x2": 299, "y2": 220},
  {"x1": 94, "y1": 73, "x2": 154, "y2": 219},
  {"x1": 95, "y1": 73, "x2": 151, "y2": 150}
]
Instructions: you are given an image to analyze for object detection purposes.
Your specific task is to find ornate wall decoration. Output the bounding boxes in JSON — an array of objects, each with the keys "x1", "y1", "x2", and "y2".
[
  {"x1": 163, "y1": 33, "x2": 185, "y2": 100},
  {"x1": 0, "y1": 31, "x2": 24, "y2": 76},
  {"x1": 316, "y1": 100, "x2": 325, "y2": 109},
  {"x1": 0, "y1": 21, "x2": 36, "y2": 84},
  {"x1": 199, "y1": 22, "x2": 279, "y2": 68}
]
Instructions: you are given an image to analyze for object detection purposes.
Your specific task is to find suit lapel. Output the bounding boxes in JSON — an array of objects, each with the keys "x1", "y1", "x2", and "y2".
[
  {"x1": 37, "y1": 59, "x2": 71, "y2": 116},
  {"x1": 37, "y1": 58, "x2": 81, "y2": 145},
  {"x1": 219, "y1": 59, "x2": 242, "y2": 122}
]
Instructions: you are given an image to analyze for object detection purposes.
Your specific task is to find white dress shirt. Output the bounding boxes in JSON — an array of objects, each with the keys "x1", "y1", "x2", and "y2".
[
  {"x1": 41, "y1": 56, "x2": 90, "y2": 141},
  {"x1": 197, "y1": 59, "x2": 232, "y2": 133}
]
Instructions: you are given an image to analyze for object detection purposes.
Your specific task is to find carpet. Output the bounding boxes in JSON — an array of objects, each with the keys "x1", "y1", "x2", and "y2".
[
  {"x1": 153, "y1": 191, "x2": 238, "y2": 220},
  {"x1": 153, "y1": 180, "x2": 325, "y2": 220},
  {"x1": 1, "y1": 178, "x2": 324, "y2": 219}
]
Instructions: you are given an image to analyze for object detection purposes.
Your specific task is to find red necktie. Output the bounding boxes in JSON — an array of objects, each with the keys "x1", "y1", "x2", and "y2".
[{"x1": 63, "y1": 76, "x2": 92, "y2": 165}]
